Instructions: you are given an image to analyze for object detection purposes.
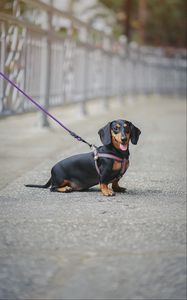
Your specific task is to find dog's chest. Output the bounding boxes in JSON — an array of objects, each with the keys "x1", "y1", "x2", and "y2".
[
  {"x1": 111, "y1": 159, "x2": 129, "y2": 180},
  {"x1": 112, "y1": 161, "x2": 121, "y2": 171}
]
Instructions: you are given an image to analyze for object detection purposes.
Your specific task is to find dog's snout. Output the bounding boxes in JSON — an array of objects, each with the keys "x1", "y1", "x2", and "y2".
[{"x1": 121, "y1": 136, "x2": 127, "y2": 143}]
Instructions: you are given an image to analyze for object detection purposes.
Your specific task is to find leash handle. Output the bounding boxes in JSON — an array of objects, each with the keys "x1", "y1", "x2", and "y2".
[{"x1": 0, "y1": 71, "x2": 92, "y2": 148}]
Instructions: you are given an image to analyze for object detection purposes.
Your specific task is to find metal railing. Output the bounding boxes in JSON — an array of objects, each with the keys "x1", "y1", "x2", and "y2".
[{"x1": 0, "y1": 0, "x2": 186, "y2": 121}]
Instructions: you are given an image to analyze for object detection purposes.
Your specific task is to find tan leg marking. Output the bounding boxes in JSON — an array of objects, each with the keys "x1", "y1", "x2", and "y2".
[
  {"x1": 100, "y1": 184, "x2": 115, "y2": 196},
  {"x1": 56, "y1": 186, "x2": 73, "y2": 193},
  {"x1": 56, "y1": 180, "x2": 73, "y2": 193},
  {"x1": 112, "y1": 161, "x2": 121, "y2": 171}
]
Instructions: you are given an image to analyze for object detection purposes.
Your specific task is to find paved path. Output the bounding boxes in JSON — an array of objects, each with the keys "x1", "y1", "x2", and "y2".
[{"x1": 0, "y1": 96, "x2": 186, "y2": 299}]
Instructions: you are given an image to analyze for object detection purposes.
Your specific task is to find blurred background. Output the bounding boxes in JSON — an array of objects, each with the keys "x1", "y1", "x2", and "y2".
[
  {"x1": 0, "y1": 0, "x2": 186, "y2": 124},
  {"x1": 0, "y1": 3, "x2": 186, "y2": 299}
]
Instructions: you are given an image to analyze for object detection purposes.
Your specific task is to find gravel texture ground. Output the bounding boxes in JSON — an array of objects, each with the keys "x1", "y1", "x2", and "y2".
[{"x1": 0, "y1": 96, "x2": 186, "y2": 299}]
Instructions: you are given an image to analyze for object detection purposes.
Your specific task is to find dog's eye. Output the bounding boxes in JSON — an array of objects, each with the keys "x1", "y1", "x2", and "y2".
[{"x1": 113, "y1": 126, "x2": 120, "y2": 132}]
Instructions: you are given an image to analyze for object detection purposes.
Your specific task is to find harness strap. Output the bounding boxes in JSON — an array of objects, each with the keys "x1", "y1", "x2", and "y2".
[
  {"x1": 92, "y1": 147, "x2": 129, "y2": 180},
  {"x1": 96, "y1": 153, "x2": 124, "y2": 162}
]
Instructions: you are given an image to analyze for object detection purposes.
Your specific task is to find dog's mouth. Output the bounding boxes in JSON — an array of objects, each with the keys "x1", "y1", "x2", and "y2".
[
  {"x1": 119, "y1": 143, "x2": 128, "y2": 151},
  {"x1": 113, "y1": 137, "x2": 128, "y2": 151}
]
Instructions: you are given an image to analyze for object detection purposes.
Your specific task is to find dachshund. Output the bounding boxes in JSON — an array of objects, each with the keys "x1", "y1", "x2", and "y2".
[{"x1": 25, "y1": 120, "x2": 141, "y2": 196}]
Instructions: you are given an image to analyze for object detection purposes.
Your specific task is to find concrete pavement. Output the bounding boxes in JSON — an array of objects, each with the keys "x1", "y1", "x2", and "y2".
[{"x1": 0, "y1": 96, "x2": 186, "y2": 299}]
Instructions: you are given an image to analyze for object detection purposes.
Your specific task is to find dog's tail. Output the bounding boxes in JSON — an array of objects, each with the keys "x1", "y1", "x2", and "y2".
[{"x1": 25, "y1": 178, "x2": 51, "y2": 189}]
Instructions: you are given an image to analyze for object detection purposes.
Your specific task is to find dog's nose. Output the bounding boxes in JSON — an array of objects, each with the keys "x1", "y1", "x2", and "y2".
[{"x1": 121, "y1": 136, "x2": 127, "y2": 143}]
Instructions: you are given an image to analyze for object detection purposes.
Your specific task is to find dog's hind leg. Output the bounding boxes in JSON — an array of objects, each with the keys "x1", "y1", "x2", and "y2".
[
  {"x1": 50, "y1": 180, "x2": 73, "y2": 193},
  {"x1": 56, "y1": 186, "x2": 73, "y2": 193}
]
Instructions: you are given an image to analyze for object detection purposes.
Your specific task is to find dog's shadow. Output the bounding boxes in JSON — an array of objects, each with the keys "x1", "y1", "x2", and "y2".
[{"x1": 82, "y1": 187, "x2": 163, "y2": 196}]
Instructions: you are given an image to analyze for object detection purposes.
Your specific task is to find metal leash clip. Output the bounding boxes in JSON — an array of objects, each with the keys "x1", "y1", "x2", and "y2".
[{"x1": 91, "y1": 145, "x2": 99, "y2": 160}]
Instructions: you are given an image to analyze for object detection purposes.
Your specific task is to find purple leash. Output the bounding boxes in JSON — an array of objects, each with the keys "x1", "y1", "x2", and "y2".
[
  {"x1": 0, "y1": 71, "x2": 92, "y2": 148},
  {"x1": 0, "y1": 71, "x2": 129, "y2": 181}
]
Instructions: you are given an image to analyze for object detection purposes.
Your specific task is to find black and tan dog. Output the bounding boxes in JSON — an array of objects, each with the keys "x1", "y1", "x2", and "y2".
[{"x1": 25, "y1": 120, "x2": 141, "y2": 196}]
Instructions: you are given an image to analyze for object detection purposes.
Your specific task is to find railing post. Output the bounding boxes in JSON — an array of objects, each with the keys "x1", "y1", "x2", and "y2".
[
  {"x1": 103, "y1": 53, "x2": 109, "y2": 110},
  {"x1": 81, "y1": 28, "x2": 89, "y2": 116},
  {"x1": 40, "y1": 5, "x2": 52, "y2": 127},
  {"x1": 81, "y1": 47, "x2": 88, "y2": 115},
  {"x1": 0, "y1": 22, "x2": 6, "y2": 113},
  {"x1": 102, "y1": 35, "x2": 108, "y2": 109}
]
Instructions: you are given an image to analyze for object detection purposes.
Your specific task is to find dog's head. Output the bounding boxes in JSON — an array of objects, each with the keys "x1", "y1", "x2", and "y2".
[{"x1": 98, "y1": 119, "x2": 141, "y2": 151}]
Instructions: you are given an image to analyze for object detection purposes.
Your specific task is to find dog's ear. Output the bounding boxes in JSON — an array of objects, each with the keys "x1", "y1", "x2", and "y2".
[
  {"x1": 130, "y1": 123, "x2": 141, "y2": 145},
  {"x1": 98, "y1": 122, "x2": 111, "y2": 145}
]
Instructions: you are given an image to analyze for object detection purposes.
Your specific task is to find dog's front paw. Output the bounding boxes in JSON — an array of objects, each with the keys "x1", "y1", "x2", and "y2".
[
  {"x1": 112, "y1": 186, "x2": 126, "y2": 193},
  {"x1": 112, "y1": 181, "x2": 126, "y2": 193},
  {"x1": 103, "y1": 188, "x2": 115, "y2": 197},
  {"x1": 100, "y1": 184, "x2": 115, "y2": 197}
]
